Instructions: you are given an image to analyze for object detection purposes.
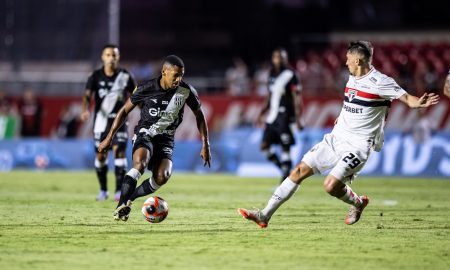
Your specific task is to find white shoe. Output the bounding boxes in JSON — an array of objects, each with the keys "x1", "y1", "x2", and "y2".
[
  {"x1": 96, "y1": 191, "x2": 109, "y2": 201},
  {"x1": 114, "y1": 191, "x2": 121, "y2": 202}
]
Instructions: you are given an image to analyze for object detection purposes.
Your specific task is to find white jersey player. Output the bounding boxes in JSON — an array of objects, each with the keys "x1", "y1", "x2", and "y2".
[{"x1": 238, "y1": 40, "x2": 440, "y2": 228}]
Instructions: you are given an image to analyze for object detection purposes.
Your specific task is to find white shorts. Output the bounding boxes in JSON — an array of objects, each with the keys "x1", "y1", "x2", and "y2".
[{"x1": 302, "y1": 133, "x2": 372, "y2": 183}]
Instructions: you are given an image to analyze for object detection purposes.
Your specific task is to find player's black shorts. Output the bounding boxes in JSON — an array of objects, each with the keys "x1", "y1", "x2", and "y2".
[
  {"x1": 94, "y1": 123, "x2": 128, "y2": 152},
  {"x1": 262, "y1": 122, "x2": 295, "y2": 147},
  {"x1": 132, "y1": 133, "x2": 174, "y2": 170}
]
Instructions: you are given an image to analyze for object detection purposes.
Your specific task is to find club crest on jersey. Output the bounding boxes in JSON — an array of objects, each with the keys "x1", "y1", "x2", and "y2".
[{"x1": 348, "y1": 89, "x2": 357, "y2": 101}]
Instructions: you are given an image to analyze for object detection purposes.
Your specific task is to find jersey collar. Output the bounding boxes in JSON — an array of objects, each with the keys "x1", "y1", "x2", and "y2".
[{"x1": 354, "y1": 66, "x2": 375, "y2": 80}]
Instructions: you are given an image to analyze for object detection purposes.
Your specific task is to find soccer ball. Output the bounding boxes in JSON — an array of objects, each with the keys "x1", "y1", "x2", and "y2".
[{"x1": 141, "y1": 196, "x2": 169, "y2": 223}]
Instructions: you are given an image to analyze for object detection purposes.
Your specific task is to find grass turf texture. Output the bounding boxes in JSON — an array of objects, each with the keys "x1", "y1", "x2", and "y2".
[{"x1": 0, "y1": 171, "x2": 449, "y2": 270}]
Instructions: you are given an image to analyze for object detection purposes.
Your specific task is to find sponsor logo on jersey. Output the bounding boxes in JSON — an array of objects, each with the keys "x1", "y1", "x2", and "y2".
[
  {"x1": 343, "y1": 104, "x2": 363, "y2": 114},
  {"x1": 348, "y1": 89, "x2": 357, "y2": 101},
  {"x1": 149, "y1": 107, "x2": 170, "y2": 117},
  {"x1": 162, "y1": 101, "x2": 169, "y2": 105},
  {"x1": 369, "y1": 77, "x2": 377, "y2": 83},
  {"x1": 150, "y1": 99, "x2": 157, "y2": 104}
]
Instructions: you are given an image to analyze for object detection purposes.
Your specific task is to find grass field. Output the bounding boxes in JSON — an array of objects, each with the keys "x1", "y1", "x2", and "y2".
[{"x1": 0, "y1": 171, "x2": 449, "y2": 270}]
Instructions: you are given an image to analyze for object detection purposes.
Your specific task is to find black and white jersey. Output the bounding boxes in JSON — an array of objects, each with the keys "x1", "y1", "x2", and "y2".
[
  {"x1": 86, "y1": 67, "x2": 136, "y2": 133},
  {"x1": 130, "y1": 76, "x2": 201, "y2": 143},
  {"x1": 265, "y1": 67, "x2": 301, "y2": 125}
]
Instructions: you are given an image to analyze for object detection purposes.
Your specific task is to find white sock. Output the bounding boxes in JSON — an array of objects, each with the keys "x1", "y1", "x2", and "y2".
[
  {"x1": 149, "y1": 177, "x2": 161, "y2": 192},
  {"x1": 261, "y1": 178, "x2": 299, "y2": 218},
  {"x1": 114, "y1": 158, "x2": 127, "y2": 167},
  {"x1": 339, "y1": 185, "x2": 362, "y2": 207},
  {"x1": 94, "y1": 158, "x2": 106, "y2": 169}
]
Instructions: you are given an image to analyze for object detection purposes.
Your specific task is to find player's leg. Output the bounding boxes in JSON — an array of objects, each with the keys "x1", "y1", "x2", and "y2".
[
  {"x1": 116, "y1": 147, "x2": 149, "y2": 207},
  {"x1": 95, "y1": 151, "x2": 109, "y2": 200},
  {"x1": 129, "y1": 158, "x2": 172, "y2": 201},
  {"x1": 261, "y1": 126, "x2": 281, "y2": 169},
  {"x1": 238, "y1": 161, "x2": 314, "y2": 228},
  {"x1": 279, "y1": 126, "x2": 295, "y2": 182},
  {"x1": 326, "y1": 149, "x2": 370, "y2": 225},
  {"x1": 239, "y1": 134, "x2": 337, "y2": 228},
  {"x1": 280, "y1": 144, "x2": 292, "y2": 183},
  {"x1": 112, "y1": 144, "x2": 127, "y2": 202},
  {"x1": 94, "y1": 134, "x2": 109, "y2": 201},
  {"x1": 113, "y1": 146, "x2": 150, "y2": 221}
]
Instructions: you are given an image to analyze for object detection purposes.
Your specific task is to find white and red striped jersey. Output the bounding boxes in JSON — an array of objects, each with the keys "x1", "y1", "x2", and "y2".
[{"x1": 332, "y1": 67, "x2": 406, "y2": 151}]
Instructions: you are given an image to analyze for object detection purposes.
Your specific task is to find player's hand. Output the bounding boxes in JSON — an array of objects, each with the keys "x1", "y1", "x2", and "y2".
[
  {"x1": 255, "y1": 115, "x2": 265, "y2": 128},
  {"x1": 200, "y1": 143, "x2": 211, "y2": 168},
  {"x1": 418, "y1": 92, "x2": 440, "y2": 108},
  {"x1": 98, "y1": 137, "x2": 112, "y2": 153},
  {"x1": 80, "y1": 110, "x2": 90, "y2": 122}
]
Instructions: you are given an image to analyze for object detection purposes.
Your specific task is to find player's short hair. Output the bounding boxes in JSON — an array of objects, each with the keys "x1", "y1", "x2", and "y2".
[
  {"x1": 273, "y1": 47, "x2": 288, "y2": 60},
  {"x1": 102, "y1": 44, "x2": 119, "y2": 51},
  {"x1": 347, "y1": 41, "x2": 373, "y2": 63},
  {"x1": 164, "y1": 55, "x2": 185, "y2": 68}
]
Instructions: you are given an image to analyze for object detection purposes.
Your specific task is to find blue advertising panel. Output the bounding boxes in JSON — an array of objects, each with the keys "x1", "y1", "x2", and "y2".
[{"x1": 0, "y1": 129, "x2": 449, "y2": 178}]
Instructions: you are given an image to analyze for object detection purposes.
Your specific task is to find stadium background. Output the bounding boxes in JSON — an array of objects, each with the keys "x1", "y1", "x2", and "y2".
[{"x1": 0, "y1": 0, "x2": 449, "y2": 178}]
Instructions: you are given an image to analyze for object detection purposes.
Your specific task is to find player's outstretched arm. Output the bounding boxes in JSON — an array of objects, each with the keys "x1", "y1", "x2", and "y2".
[
  {"x1": 399, "y1": 92, "x2": 440, "y2": 109},
  {"x1": 193, "y1": 107, "x2": 211, "y2": 167},
  {"x1": 80, "y1": 89, "x2": 92, "y2": 122},
  {"x1": 98, "y1": 98, "x2": 136, "y2": 152}
]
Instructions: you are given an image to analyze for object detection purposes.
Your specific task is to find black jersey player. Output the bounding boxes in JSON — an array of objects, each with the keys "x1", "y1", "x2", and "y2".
[
  {"x1": 256, "y1": 48, "x2": 303, "y2": 183},
  {"x1": 80, "y1": 44, "x2": 136, "y2": 201},
  {"x1": 98, "y1": 55, "x2": 211, "y2": 221}
]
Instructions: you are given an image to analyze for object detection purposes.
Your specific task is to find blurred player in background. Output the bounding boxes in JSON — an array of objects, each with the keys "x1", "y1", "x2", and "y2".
[
  {"x1": 257, "y1": 48, "x2": 303, "y2": 183},
  {"x1": 443, "y1": 70, "x2": 450, "y2": 98},
  {"x1": 80, "y1": 44, "x2": 136, "y2": 201},
  {"x1": 98, "y1": 55, "x2": 211, "y2": 221},
  {"x1": 239, "y1": 41, "x2": 439, "y2": 228}
]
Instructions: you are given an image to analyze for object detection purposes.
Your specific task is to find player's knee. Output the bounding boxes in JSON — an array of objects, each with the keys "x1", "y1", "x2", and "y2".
[
  {"x1": 289, "y1": 162, "x2": 313, "y2": 184},
  {"x1": 96, "y1": 153, "x2": 107, "y2": 162},
  {"x1": 132, "y1": 159, "x2": 147, "y2": 174},
  {"x1": 154, "y1": 171, "x2": 171, "y2": 186},
  {"x1": 323, "y1": 177, "x2": 341, "y2": 196},
  {"x1": 114, "y1": 149, "x2": 126, "y2": 159}
]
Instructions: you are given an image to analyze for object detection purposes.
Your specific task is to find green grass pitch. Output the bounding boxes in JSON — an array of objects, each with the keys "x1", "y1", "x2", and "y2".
[{"x1": 0, "y1": 171, "x2": 449, "y2": 270}]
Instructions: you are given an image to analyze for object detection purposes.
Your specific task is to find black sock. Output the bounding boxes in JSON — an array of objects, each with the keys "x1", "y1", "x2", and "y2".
[
  {"x1": 115, "y1": 165, "x2": 126, "y2": 192},
  {"x1": 281, "y1": 160, "x2": 292, "y2": 179},
  {"x1": 117, "y1": 175, "x2": 137, "y2": 207},
  {"x1": 129, "y1": 178, "x2": 156, "y2": 201},
  {"x1": 267, "y1": 153, "x2": 281, "y2": 168},
  {"x1": 95, "y1": 166, "x2": 108, "y2": 191}
]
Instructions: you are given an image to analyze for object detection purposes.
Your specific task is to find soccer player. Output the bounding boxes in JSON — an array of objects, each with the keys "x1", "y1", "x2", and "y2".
[
  {"x1": 98, "y1": 55, "x2": 211, "y2": 221},
  {"x1": 239, "y1": 41, "x2": 440, "y2": 228},
  {"x1": 257, "y1": 48, "x2": 303, "y2": 183},
  {"x1": 443, "y1": 70, "x2": 450, "y2": 98},
  {"x1": 80, "y1": 44, "x2": 136, "y2": 201}
]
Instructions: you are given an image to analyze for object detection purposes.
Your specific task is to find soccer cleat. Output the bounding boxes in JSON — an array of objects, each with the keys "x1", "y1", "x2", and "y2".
[
  {"x1": 114, "y1": 191, "x2": 121, "y2": 202},
  {"x1": 113, "y1": 200, "x2": 132, "y2": 222},
  {"x1": 96, "y1": 191, "x2": 109, "y2": 201},
  {"x1": 345, "y1": 195, "x2": 369, "y2": 225},
  {"x1": 237, "y1": 208, "x2": 269, "y2": 228}
]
